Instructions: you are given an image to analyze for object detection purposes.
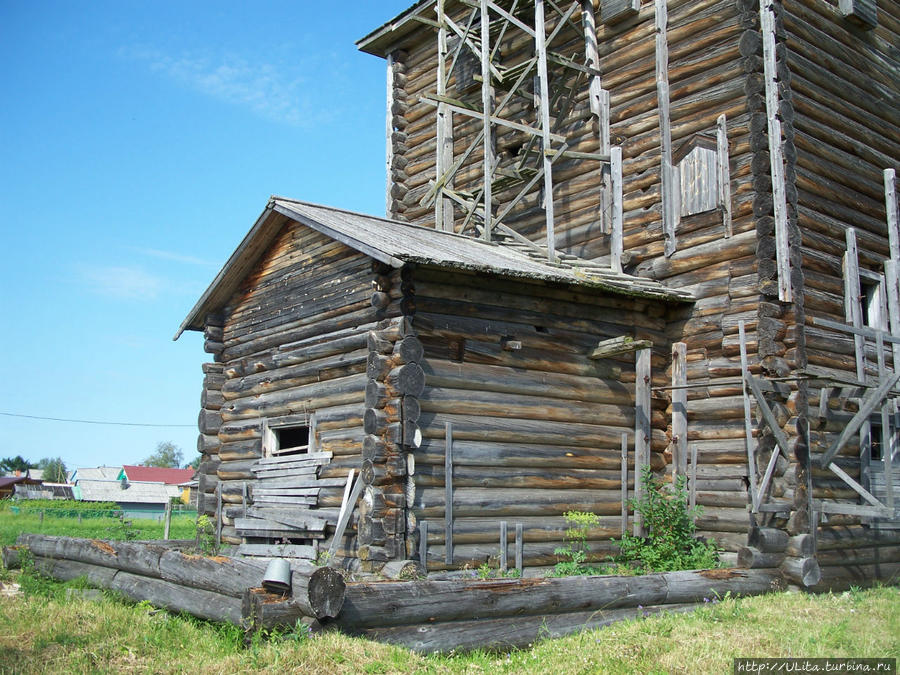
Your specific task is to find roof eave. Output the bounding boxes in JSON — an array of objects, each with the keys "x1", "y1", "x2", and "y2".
[
  {"x1": 356, "y1": 0, "x2": 438, "y2": 57},
  {"x1": 174, "y1": 204, "x2": 284, "y2": 340}
]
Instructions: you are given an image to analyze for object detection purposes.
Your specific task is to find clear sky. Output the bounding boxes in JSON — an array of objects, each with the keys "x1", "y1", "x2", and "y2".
[{"x1": 0, "y1": 0, "x2": 413, "y2": 471}]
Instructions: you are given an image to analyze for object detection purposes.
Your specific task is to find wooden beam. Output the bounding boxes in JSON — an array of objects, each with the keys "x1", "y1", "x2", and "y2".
[
  {"x1": 536, "y1": 0, "x2": 557, "y2": 262},
  {"x1": 327, "y1": 472, "x2": 364, "y2": 561},
  {"x1": 385, "y1": 53, "x2": 395, "y2": 218},
  {"x1": 620, "y1": 433, "x2": 628, "y2": 535},
  {"x1": 886, "y1": 169, "x2": 899, "y2": 263},
  {"x1": 445, "y1": 421, "x2": 454, "y2": 565},
  {"x1": 671, "y1": 342, "x2": 687, "y2": 479},
  {"x1": 435, "y1": 0, "x2": 454, "y2": 232},
  {"x1": 739, "y1": 321, "x2": 759, "y2": 510},
  {"x1": 760, "y1": 0, "x2": 791, "y2": 302},
  {"x1": 634, "y1": 347, "x2": 651, "y2": 536},
  {"x1": 610, "y1": 146, "x2": 623, "y2": 273},
  {"x1": 746, "y1": 375, "x2": 791, "y2": 511},
  {"x1": 843, "y1": 228, "x2": 866, "y2": 382},
  {"x1": 589, "y1": 336, "x2": 653, "y2": 359},
  {"x1": 499, "y1": 521, "x2": 508, "y2": 572},
  {"x1": 480, "y1": 0, "x2": 493, "y2": 242},
  {"x1": 717, "y1": 114, "x2": 732, "y2": 239},
  {"x1": 820, "y1": 371, "x2": 900, "y2": 467},
  {"x1": 655, "y1": 0, "x2": 677, "y2": 257}
]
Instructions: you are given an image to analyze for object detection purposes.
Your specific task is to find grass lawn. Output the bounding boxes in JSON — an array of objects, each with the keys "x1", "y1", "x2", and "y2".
[
  {"x1": 0, "y1": 502, "x2": 197, "y2": 547},
  {"x1": 0, "y1": 571, "x2": 896, "y2": 674},
  {"x1": 1, "y1": 502, "x2": 897, "y2": 673}
]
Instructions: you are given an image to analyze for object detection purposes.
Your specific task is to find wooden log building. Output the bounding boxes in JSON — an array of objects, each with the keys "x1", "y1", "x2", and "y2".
[{"x1": 176, "y1": 0, "x2": 899, "y2": 587}]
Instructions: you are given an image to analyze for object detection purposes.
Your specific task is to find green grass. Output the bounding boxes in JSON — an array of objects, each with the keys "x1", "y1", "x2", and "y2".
[
  {"x1": 0, "y1": 566, "x2": 896, "y2": 674},
  {"x1": 0, "y1": 502, "x2": 197, "y2": 546}
]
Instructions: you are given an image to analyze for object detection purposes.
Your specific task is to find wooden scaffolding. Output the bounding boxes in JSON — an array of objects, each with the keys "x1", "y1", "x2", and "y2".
[{"x1": 417, "y1": 0, "x2": 623, "y2": 267}]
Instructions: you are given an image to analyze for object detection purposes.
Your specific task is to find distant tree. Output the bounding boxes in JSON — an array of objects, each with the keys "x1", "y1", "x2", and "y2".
[
  {"x1": 142, "y1": 441, "x2": 184, "y2": 468},
  {"x1": 186, "y1": 454, "x2": 201, "y2": 470},
  {"x1": 0, "y1": 455, "x2": 35, "y2": 474},
  {"x1": 37, "y1": 457, "x2": 68, "y2": 483}
]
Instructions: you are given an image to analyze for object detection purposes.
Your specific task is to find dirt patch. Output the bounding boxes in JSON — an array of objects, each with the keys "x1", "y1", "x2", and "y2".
[{"x1": 90, "y1": 540, "x2": 117, "y2": 556}]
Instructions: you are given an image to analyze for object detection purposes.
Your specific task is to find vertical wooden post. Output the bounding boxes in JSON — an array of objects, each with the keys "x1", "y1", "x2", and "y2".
[
  {"x1": 671, "y1": 342, "x2": 687, "y2": 479},
  {"x1": 620, "y1": 432, "x2": 628, "y2": 536},
  {"x1": 39, "y1": 510, "x2": 44, "y2": 524},
  {"x1": 843, "y1": 228, "x2": 866, "y2": 382},
  {"x1": 445, "y1": 421, "x2": 454, "y2": 565},
  {"x1": 241, "y1": 481, "x2": 248, "y2": 513},
  {"x1": 535, "y1": 0, "x2": 557, "y2": 261},
  {"x1": 716, "y1": 114, "x2": 732, "y2": 238},
  {"x1": 877, "y1": 333, "x2": 894, "y2": 511},
  {"x1": 385, "y1": 53, "x2": 395, "y2": 218},
  {"x1": 215, "y1": 483, "x2": 222, "y2": 547},
  {"x1": 78, "y1": 513, "x2": 83, "y2": 525},
  {"x1": 760, "y1": 0, "x2": 791, "y2": 302},
  {"x1": 655, "y1": 0, "x2": 677, "y2": 257},
  {"x1": 480, "y1": 0, "x2": 493, "y2": 242},
  {"x1": 885, "y1": 260, "x2": 900, "y2": 373},
  {"x1": 634, "y1": 347, "x2": 651, "y2": 535},
  {"x1": 885, "y1": 168, "x2": 899, "y2": 262},
  {"x1": 499, "y1": 521, "x2": 508, "y2": 572},
  {"x1": 690, "y1": 444, "x2": 699, "y2": 517},
  {"x1": 739, "y1": 320, "x2": 760, "y2": 510},
  {"x1": 610, "y1": 146, "x2": 623, "y2": 273},
  {"x1": 581, "y1": 0, "x2": 611, "y2": 234},
  {"x1": 163, "y1": 500, "x2": 172, "y2": 540},
  {"x1": 515, "y1": 523, "x2": 523, "y2": 575},
  {"x1": 435, "y1": 0, "x2": 454, "y2": 232},
  {"x1": 419, "y1": 520, "x2": 428, "y2": 572}
]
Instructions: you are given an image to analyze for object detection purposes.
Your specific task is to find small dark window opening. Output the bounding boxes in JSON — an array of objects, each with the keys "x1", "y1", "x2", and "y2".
[
  {"x1": 860, "y1": 280, "x2": 881, "y2": 329},
  {"x1": 534, "y1": 325, "x2": 548, "y2": 333},
  {"x1": 449, "y1": 338, "x2": 466, "y2": 363},
  {"x1": 276, "y1": 426, "x2": 309, "y2": 453}
]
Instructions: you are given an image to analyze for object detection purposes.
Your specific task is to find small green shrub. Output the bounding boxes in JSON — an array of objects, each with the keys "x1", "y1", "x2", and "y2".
[
  {"x1": 550, "y1": 510, "x2": 607, "y2": 577},
  {"x1": 614, "y1": 466, "x2": 719, "y2": 573},
  {"x1": 195, "y1": 515, "x2": 218, "y2": 555}
]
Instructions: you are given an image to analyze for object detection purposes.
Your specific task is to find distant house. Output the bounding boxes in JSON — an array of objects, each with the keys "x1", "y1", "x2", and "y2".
[
  {"x1": 70, "y1": 465, "x2": 193, "y2": 518},
  {"x1": 119, "y1": 466, "x2": 196, "y2": 505},
  {"x1": 0, "y1": 475, "x2": 41, "y2": 499}
]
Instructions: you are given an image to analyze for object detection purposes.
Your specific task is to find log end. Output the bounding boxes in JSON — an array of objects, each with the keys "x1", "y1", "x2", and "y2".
[{"x1": 304, "y1": 566, "x2": 346, "y2": 619}]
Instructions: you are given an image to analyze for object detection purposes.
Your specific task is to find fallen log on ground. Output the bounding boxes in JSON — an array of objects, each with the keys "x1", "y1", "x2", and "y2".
[
  {"x1": 12, "y1": 535, "x2": 345, "y2": 620},
  {"x1": 335, "y1": 568, "x2": 782, "y2": 630}
]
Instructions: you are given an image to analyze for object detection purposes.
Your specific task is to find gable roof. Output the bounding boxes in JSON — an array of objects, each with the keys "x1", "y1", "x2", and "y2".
[
  {"x1": 121, "y1": 465, "x2": 195, "y2": 485},
  {"x1": 175, "y1": 197, "x2": 692, "y2": 339},
  {"x1": 72, "y1": 466, "x2": 122, "y2": 482}
]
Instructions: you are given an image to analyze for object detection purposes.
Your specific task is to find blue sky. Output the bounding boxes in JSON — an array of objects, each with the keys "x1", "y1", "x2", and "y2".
[{"x1": 0, "y1": 0, "x2": 413, "y2": 470}]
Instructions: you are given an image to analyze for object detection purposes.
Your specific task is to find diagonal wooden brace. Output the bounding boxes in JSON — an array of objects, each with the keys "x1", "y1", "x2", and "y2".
[{"x1": 820, "y1": 371, "x2": 900, "y2": 468}]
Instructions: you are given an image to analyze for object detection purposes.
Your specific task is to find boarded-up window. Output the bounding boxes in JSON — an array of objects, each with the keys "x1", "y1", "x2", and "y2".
[
  {"x1": 674, "y1": 135, "x2": 718, "y2": 218},
  {"x1": 602, "y1": 0, "x2": 640, "y2": 24}
]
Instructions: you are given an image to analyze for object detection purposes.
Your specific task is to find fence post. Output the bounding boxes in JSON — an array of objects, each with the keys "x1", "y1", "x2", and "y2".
[
  {"x1": 515, "y1": 523, "x2": 523, "y2": 576},
  {"x1": 163, "y1": 500, "x2": 173, "y2": 540},
  {"x1": 500, "y1": 521, "x2": 508, "y2": 572}
]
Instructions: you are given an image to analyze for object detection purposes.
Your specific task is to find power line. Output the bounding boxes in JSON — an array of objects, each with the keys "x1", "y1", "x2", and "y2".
[{"x1": 0, "y1": 412, "x2": 194, "y2": 428}]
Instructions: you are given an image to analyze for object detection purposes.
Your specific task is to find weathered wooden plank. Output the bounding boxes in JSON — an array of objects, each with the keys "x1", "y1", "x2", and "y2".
[
  {"x1": 760, "y1": 0, "x2": 791, "y2": 301},
  {"x1": 237, "y1": 543, "x2": 317, "y2": 559},
  {"x1": 671, "y1": 342, "x2": 687, "y2": 478},
  {"x1": 328, "y1": 472, "x2": 364, "y2": 561},
  {"x1": 589, "y1": 336, "x2": 653, "y2": 359},
  {"x1": 445, "y1": 421, "x2": 454, "y2": 565},
  {"x1": 634, "y1": 347, "x2": 651, "y2": 535}
]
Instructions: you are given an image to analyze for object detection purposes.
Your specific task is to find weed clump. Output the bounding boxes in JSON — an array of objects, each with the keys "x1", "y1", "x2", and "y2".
[{"x1": 614, "y1": 466, "x2": 719, "y2": 573}]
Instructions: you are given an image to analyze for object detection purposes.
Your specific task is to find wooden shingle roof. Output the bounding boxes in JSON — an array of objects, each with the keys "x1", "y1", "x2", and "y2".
[{"x1": 175, "y1": 197, "x2": 692, "y2": 339}]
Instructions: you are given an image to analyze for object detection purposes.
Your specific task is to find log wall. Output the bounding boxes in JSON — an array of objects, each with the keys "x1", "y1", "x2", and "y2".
[
  {"x1": 407, "y1": 266, "x2": 674, "y2": 569},
  {"x1": 197, "y1": 221, "x2": 391, "y2": 552},
  {"x1": 783, "y1": 0, "x2": 900, "y2": 580},
  {"x1": 382, "y1": 0, "x2": 766, "y2": 552}
]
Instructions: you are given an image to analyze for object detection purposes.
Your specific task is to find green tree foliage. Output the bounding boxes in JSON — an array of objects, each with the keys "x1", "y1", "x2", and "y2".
[
  {"x1": 142, "y1": 441, "x2": 184, "y2": 469},
  {"x1": 36, "y1": 457, "x2": 68, "y2": 483},
  {"x1": 0, "y1": 455, "x2": 35, "y2": 473},
  {"x1": 186, "y1": 454, "x2": 201, "y2": 470}
]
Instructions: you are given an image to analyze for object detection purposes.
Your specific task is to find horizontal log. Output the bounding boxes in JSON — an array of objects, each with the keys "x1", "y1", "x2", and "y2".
[{"x1": 336, "y1": 568, "x2": 780, "y2": 630}]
